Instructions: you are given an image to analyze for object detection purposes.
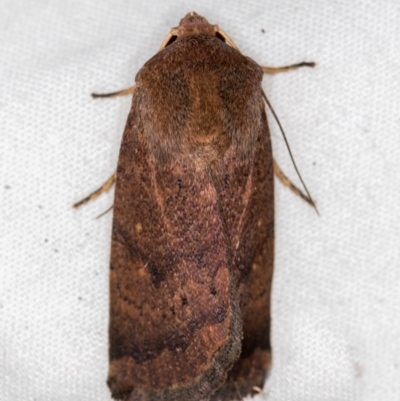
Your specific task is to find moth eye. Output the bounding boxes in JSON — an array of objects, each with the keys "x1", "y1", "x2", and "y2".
[
  {"x1": 215, "y1": 32, "x2": 226, "y2": 43},
  {"x1": 165, "y1": 35, "x2": 178, "y2": 46}
]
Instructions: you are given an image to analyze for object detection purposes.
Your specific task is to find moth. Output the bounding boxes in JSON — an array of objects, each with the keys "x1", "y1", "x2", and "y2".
[{"x1": 75, "y1": 11, "x2": 315, "y2": 401}]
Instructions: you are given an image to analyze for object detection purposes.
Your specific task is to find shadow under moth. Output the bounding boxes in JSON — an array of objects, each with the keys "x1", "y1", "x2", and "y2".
[{"x1": 74, "y1": 11, "x2": 315, "y2": 401}]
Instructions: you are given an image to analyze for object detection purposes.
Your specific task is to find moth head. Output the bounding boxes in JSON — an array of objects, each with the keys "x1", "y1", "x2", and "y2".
[{"x1": 159, "y1": 12, "x2": 226, "y2": 50}]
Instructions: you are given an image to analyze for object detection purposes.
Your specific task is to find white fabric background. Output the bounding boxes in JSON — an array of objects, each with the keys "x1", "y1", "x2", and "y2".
[{"x1": 1, "y1": 0, "x2": 399, "y2": 400}]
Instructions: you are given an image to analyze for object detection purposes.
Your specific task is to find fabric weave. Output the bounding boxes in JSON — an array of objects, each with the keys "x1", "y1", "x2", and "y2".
[{"x1": 1, "y1": 1, "x2": 399, "y2": 400}]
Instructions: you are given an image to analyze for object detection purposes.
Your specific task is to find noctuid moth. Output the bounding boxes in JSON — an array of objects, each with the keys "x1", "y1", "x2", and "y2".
[{"x1": 75, "y1": 11, "x2": 315, "y2": 401}]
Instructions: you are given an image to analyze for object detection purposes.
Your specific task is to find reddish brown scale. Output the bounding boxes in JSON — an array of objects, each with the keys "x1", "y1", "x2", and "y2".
[{"x1": 108, "y1": 12, "x2": 273, "y2": 401}]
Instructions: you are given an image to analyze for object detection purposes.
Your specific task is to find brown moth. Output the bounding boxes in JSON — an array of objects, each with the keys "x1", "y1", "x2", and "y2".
[
  {"x1": 75, "y1": 11, "x2": 314, "y2": 401},
  {"x1": 108, "y1": 13, "x2": 272, "y2": 401}
]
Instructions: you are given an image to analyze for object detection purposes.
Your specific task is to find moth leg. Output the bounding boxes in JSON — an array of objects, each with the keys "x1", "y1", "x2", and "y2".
[
  {"x1": 75, "y1": 84, "x2": 134, "y2": 209},
  {"x1": 252, "y1": 386, "x2": 263, "y2": 394},
  {"x1": 262, "y1": 62, "x2": 315, "y2": 75},
  {"x1": 273, "y1": 160, "x2": 317, "y2": 209},
  {"x1": 216, "y1": 26, "x2": 315, "y2": 74},
  {"x1": 73, "y1": 173, "x2": 116, "y2": 209},
  {"x1": 215, "y1": 26, "x2": 315, "y2": 76},
  {"x1": 91, "y1": 85, "x2": 136, "y2": 99}
]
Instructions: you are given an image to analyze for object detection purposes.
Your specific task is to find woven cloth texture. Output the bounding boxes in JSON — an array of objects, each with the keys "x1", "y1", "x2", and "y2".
[{"x1": 1, "y1": 0, "x2": 400, "y2": 400}]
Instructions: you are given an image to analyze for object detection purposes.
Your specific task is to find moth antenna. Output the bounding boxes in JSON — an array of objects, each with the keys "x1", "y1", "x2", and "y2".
[
  {"x1": 96, "y1": 205, "x2": 113, "y2": 219},
  {"x1": 263, "y1": 92, "x2": 319, "y2": 215},
  {"x1": 216, "y1": 27, "x2": 240, "y2": 51},
  {"x1": 234, "y1": 383, "x2": 243, "y2": 400}
]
